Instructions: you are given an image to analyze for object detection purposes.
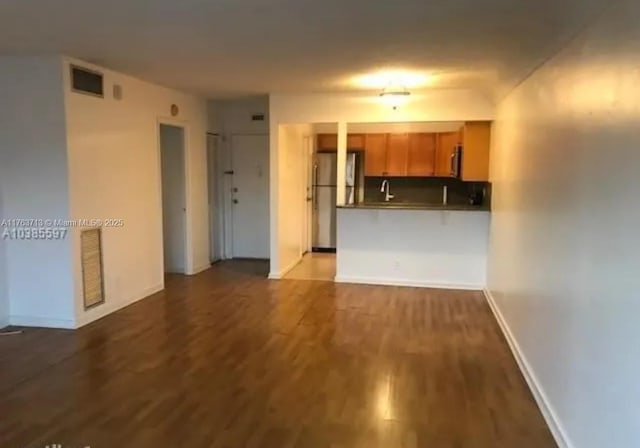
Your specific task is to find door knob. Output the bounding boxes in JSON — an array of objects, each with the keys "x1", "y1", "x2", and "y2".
[{"x1": 233, "y1": 199, "x2": 238, "y2": 204}]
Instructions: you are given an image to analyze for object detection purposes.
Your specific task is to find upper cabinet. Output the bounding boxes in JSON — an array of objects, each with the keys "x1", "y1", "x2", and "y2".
[
  {"x1": 317, "y1": 133, "x2": 365, "y2": 151},
  {"x1": 407, "y1": 133, "x2": 436, "y2": 176},
  {"x1": 386, "y1": 133, "x2": 410, "y2": 176},
  {"x1": 321, "y1": 123, "x2": 491, "y2": 180},
  {"x1": 347, "y1": 134, "x2": 365, "y2": 149},
  {"x1": 317, "y1": 134, "x2": 337, "y2": 151},
  {"x1": 460, "y1": 122, "x2": 491, "y2": 181},
  {"x1": 434, "y1": 132, "x2": 460, "y2": 177},
  {"x1": 364, "y1": 134, "x2": 388, "y2": 176}
]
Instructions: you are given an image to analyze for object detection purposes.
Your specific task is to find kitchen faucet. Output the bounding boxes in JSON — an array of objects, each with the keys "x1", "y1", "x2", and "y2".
[{"x1": 380, "y1": 179, "x2": 394, "y2": 202}]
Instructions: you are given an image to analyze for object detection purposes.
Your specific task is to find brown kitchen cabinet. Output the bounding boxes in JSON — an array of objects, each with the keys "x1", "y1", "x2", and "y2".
[
  {"x1": 461, "y1": 122, "x2": 491, "y2": 181},
  {"x1": 435, "y1": 132, "x2": 459, "y2": 177},
  {"x1": 364, "y1": 134, "x2": 388, "y2": 176},
  {"x1": 347, "y1": 134, "x2": 365, "y2": 149},
  {"x1": 317, "y1": 133, "x2": 365, "y2": 151},
  {"x1": 317, "y1": 134, "x2": 337, "y2": 151},
  {"x1": 407, "y1": 133, "x2": 436, "y2": 176},
  {"x1": 385, "y1": 133, "x2": 410, "y2": 176}
]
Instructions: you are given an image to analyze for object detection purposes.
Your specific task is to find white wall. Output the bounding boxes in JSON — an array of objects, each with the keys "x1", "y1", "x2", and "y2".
[
  {"x1": 0, "y1": 56, "x2": 76, "y2": 328},
  {"x1": 337, "y1": 209, "x2": 489, "y2": 289},
  {"x1": 63, "y1": 56, "x2": 209, "y2": 327},
  {"x1": 269, "y1": 90, "x2": 495, "y2": 275},
  {"x1": 208, "y1": 96, "x2": 269, "y2": 135},
  {"x1": 0, "y1": 187, "x2": 8, "y2": 328},
  {"x1": 270, "y1": 124, "x2": 312, "y2": 277},
  {"x1": 313, "y1": 121, "x2": 464, "y2": 134},
  {"x1": 487, "y1": 1, "x2": 640, "y2": 447}
]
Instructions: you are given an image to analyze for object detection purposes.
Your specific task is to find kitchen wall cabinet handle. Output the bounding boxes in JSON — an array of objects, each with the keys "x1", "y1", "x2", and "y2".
[
  {"x1": 313, "y1": 164, "x2": 318, "y2": 210},
  {"x1": 450, "y1": 152, "x2": 456, "y2": 176}
]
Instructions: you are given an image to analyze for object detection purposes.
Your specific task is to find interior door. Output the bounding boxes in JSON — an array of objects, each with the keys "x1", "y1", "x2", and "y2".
[
  {"x1": 302, "y1": 136, "x2": 313, "y2": 255},
  {"x1": 231, "y1": 135, "x2": 270, "y2": 259},
  {"x1": 160, "y1": 124, "x2": 186, "y2": 273}
]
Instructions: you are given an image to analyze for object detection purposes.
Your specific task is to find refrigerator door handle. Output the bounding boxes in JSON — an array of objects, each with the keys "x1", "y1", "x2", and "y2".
[{"x1": 313, "y1": 164, "x2": 319, "y2": 210}]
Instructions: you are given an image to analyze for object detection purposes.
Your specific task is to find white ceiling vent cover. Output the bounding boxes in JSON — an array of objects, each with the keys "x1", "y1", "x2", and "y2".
[{"x1": 81, "y1": 228, "x2": 105, "y2": 309}]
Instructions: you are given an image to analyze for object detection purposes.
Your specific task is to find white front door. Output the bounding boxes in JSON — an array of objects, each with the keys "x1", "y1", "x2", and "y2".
[{"x1": 231, "y1": 134, "x2": 269, "y2": 259}]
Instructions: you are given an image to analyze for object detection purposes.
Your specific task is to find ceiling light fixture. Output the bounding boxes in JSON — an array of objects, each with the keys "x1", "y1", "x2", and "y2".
[{"x1": 379, "y1": 86, "x2": 411, "y2": 110}]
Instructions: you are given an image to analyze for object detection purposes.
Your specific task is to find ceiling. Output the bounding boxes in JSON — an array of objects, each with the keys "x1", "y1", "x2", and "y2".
[{"x1": 0, "y1": 0, "x2": 609, "y2": 100}]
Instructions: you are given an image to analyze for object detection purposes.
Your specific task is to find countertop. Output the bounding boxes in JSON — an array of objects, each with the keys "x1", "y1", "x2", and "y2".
[{"x1": 337, "y1": 202, "x2": 491, "y2": 212}]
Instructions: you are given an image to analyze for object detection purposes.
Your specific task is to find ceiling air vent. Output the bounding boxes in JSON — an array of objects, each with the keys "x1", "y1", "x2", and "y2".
[
  {"x1": 71, "y1": 65, "x2": 104, "y2": 98},
  {"x1": 81, "y1": 228, "x2": 105, "y2": 309}
]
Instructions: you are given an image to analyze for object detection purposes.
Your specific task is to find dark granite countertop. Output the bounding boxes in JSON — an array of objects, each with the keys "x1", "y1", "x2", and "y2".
[{"x1": 337, "y1": 202, "x2": 491, "y2": 212}]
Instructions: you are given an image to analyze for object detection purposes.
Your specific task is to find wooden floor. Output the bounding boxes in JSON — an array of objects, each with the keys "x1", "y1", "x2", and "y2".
[{"x1": 0, "y1": 260, "x2": 555, "y2": 448}]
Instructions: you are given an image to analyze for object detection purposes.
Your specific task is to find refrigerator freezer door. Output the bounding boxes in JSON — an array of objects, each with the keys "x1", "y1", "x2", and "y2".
[
  {"x1": 345, "y1": 153, "x2": 356, "y2": 205},
  {"x1": 314, "y1": 153, "x2": 337, "y2": 186},
  {"x1": 313, "y1": 186, "x2": 337, "y2": 249}
]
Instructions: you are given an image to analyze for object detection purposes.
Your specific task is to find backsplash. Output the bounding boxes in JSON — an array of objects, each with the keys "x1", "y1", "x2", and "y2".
[{"x1": 364, "y1": 177, "x2": 491, "y2": 207}]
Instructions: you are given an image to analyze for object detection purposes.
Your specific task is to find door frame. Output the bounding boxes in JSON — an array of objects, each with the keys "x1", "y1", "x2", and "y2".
[
  {"x1": 302, "y1": 135, "x2": 313, "y2": 255},
  {"x1": 157, "y1": 118, "x2": 191, "y2": 275},
  {"x1": 207, "y1": 133, "x2": 225, "y2": 262}
]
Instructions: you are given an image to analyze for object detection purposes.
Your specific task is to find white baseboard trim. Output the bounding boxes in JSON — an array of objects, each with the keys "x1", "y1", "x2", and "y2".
[
  {"x1": 334, "y1": 275, "x2": 482, "y2": 291},
  {"x1": 268, "y1": 256, "x2": 303, "y2": 280},
  {"x1": 75, "y1": 283, "x2": 164, "y2": 329},
  {"x1": 188, "y1": 263, "x2": 211, "y2": 276},
  {"x1": 483, "y1": 288, "x2": 571, "y2": 448},
  {"x1": 9, "y1": 315, "x2": 76, "y2": 329}
]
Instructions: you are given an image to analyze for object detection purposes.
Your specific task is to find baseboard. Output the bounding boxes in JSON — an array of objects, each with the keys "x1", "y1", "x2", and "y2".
[
  {"x1": 75, "y1": 283, "x2": 164, "y2": 329},
  {"x1": 188, "y1": 263, "x2": 211, "y2": 276},
  {"x1": 334, "y1": 275, "x2": 482, "y2": 291},
  {"x1": 9, "y1": 315, "x2": 76, "y2": 329},
  {"x1": 268, "y1": 256, "x2": 302, "y2": 280},
  {"x1": 483, "y1": 288, "x2": 571, "y2": 448}
]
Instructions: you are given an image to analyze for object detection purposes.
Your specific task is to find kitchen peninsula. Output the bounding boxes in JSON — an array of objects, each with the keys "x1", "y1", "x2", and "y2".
[{"x1": 330, "y1": 122, "x2": 492, "y2": 290}]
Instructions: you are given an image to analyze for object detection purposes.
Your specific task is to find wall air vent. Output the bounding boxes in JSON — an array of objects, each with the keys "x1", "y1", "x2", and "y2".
[
  {"x1": 71, "y1": 65, "x2": 104, "y2": 98},
  {"x1": 251, "y1": 113, "x2": 265, "y2": 121},
  {"x1": 81, "y1": 228, "x2": 105, "y2": 309}
]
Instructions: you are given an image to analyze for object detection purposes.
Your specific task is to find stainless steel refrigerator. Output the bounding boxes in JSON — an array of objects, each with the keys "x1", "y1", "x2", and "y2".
[{"x1": 312, "y1": 152, "x2": 359, "y2": 251}]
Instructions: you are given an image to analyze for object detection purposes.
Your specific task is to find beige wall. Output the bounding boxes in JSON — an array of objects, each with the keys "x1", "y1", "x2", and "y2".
[
  {"x1": 487, "y1": 1, "x2": 640, "y2": 446},
  {"x1": 63, "y1": 57, "x2": 209, "y2": 327},
  {"x1": 271, "y1": 124, "x2": 312, "y2": 277}
]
